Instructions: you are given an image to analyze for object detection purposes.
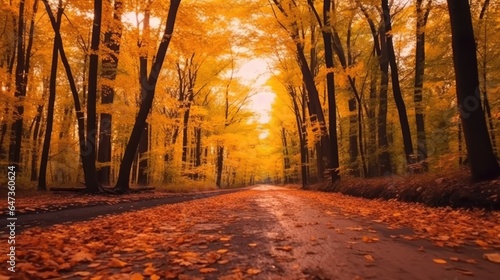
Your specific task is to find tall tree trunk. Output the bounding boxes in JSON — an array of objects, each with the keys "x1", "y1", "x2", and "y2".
[
  {"x1": 137, "y1": 123, "x2": 149, "y2": 185},
  {"x1": 281, "y1": 127, "x2": 290, "y2": 184},
  {"x1": 357, "y1": 1, "x2": 392, "y2": 176},
  {"x1": 322, "y1": 0, "x2": 340, "y2": 182},
  {"x1": 478, "y1": 0, "x2": 496, "y2": 157},
  {"x1": 348, "y1": 98, "x2": 360, "y2": 176},
  {"x1": 377, "y1": 24, "x2": 392, "y2": 175},
  {"x1": 193, "y1": 126, "x2": 202, "y2": 180},
  {"x1": 42, "y1": 0, "x2": 93, "y2": 191},
  {"x1": 290, "y1": 87, "x2": 308, "y2": 188},
  {"x1": 367, "y1": 64, "x2": 379, "y2": 177},
  {"x1": 38, "y1": 4, "x2": 62, "y2": 191},
  {"x1": 31, "y1": 77, "x2": 48, "y2": 181},
  {"x1": 97, "y1": 0, "x2": 123, "y2": 186},
  {"x1": 414, "y1": 0, "x2": 432, "y2": 171},
  {"x1": 114, "y1": 0, "x2": 180, "y2": 192},
  {"x1": 446, "y1": 0, "x2": 500, "y2": 181},
  {"x1": 381, "y1": 0, "x2": 414, "y2": 164},
  {"x1": 216, "y1": 145, "x2": 224, "y2": 188},
  {"x1": 8, "y1": 0, "x2": 26, "y2": 169},
  {"x1": 83, "y1": 0, "x2": 104, "y2": 192}
]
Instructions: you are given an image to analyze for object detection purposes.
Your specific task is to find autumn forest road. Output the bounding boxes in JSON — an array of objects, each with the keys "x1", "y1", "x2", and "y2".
[{"x1": 3, "y1": 185, "x2": 499, "y2": 279}]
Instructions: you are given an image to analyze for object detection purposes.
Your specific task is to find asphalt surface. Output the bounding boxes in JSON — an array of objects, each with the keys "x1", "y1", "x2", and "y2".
[{"x1": 0, "y1": 188, "x2": 245, "y2": 234}]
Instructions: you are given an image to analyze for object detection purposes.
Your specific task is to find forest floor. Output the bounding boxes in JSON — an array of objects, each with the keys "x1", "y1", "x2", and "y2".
[
  {"x1": 319, "y1": 168, "x2": 500, "y2": 210},
  {"x1": 1, "y1": 185, "x2": 499, "y2": 279}
]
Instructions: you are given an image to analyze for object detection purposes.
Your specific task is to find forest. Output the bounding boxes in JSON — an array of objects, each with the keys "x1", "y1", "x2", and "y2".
[
  {"x1": 2, "y1": 1, "x2": 500, "y2": 279},
  {"x1": 0, "y1": 0, "x2": 499, "y2": 194}
]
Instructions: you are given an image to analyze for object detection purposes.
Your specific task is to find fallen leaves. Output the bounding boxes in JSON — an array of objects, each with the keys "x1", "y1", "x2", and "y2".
[
  {"x1": 107, "y1": 258, "x2": 128, "y2": 268},
  {"x1": 275, "y1": 245, "x2": 293, "y2": 252},
  {"x1": 433, "y1": 258, "x2": 447, "y2": 264},
  {"x1": 71, "y1": 251, "x2": 94, "y2": 263},
  {"x1": 246, "y1": 268, "x2": 261, "y2": 275},
  {"x1": 199, "y1": 267, "x2": 218, "y2": 273},
  {"x1": 483, "y1": 253, "x2": 500, "y2": 264}
]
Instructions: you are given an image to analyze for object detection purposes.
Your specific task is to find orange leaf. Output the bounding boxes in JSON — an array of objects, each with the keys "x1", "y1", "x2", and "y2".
[
  {"x1": 71, "y1": 251, "x2": 94, "y2": 263},
  {"x1": 433, "y1": 259, "x2": 447, "y2": 264},
  {"x1": 217, "y1": 249, "x2": 229, "y2": 254},
  {"x1": 199, "y1": 267, "x2": 218, "y2": 273},
  {"x1": 276, "y1": 245, "x2": 293, "y2": 251},
  {"x1": 483, "y1": 253, "x2": 500, "y2": 264},
  {"x1": 107, "y1": 258, "x2": 128, "y2": 268},
  {"x1": 130, "y1": 273, "x2": 144, "y2": 280},
  {"x1": 364, "y1": 255, "x2": 374, "y2": 262},
  {"x1": 246, "y1": 268, "x2": 261, "y2": 275},
  {"x1": 475, "y1": 240, "x2": 489, "y2": 247}
]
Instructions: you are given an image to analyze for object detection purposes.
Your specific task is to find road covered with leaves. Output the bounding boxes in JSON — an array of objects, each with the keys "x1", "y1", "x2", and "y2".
[{"x1": 1, "y1": 185, "x2": 500, "y2": 279}]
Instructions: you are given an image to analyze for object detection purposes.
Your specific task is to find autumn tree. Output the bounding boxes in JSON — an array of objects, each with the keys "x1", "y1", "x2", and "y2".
[
  {"x1": 38, "y1": 0, "x2": 62, "y2": 191},
  {"x1": 114, "y1": 0, "x2": 181, "y2": 192},
  {"x1": 446, "y1": 0, "x2": 500, "y2": 181},
  {"x1": 97, "y1": 0, "x2": 124, "y2": 186}
]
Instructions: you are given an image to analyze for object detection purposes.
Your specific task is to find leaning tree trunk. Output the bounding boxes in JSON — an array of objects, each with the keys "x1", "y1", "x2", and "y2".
[
  {"x1": 38, "y1": 5, "x2": 62, "y2": 191},
  {"x1": 114, "y1": 0, "x2": 181, "y2": 192},
  {"x1": 413, "y1": 0, "x2": 432, "y2": 170},
  {"x1": 446, "y1": 0, "x2": 500, "y2": 181},
  {"x1": 382, "y1": 0, "x2": 414, "y2": 164},
  {"x1": 42, "y1": 0, "x2": 95, "y2": 190}
]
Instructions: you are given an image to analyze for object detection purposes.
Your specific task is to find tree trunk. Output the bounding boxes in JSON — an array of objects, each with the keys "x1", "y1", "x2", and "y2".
[
  {"x1": 322, "y1": 0, "x2": 340, "y2": 182},
  {"x1": 290, "y1": 87, "x2": 308, "y2": 188},
  {"x1": 137, "y1": 123, "x2": 149, "y2": 185},
  {"x1": 31, "y1": 77, "x2": 48, "y2": 181},
  {"x1": 478, "y1": 0, "x2": 496, "y2": 157},
  {"x1": 216, "y1": 145, "x2": 224, "y2": 188},
  {"x1": 194, "y1": 126, "x2": 202, "y2": 180},
  {"x1": 414, "y1": 0, "x2": 432, "y2": 170},
  {"x1": 83, "y1": 0, "x2": 104, "y2": 192},
  {"x1": 38, "y1": 4, "x2": 62, "y2": 191},
  {"x1": 281, "y1": 127, "x2": 291, "y2": 184},
  {"x1": 446, "y1": 0, "x2": 500, "y2": 181},
  {"x1": 97, "y1": 0, "x2": 123, "y2": 186},
  {"x1": 382, "y1": 0, "x2": 414, "y2": 164},
  {"x1": 42, "y1": 0, "x2": 94, "y2": 191},
  {"x1": 348, "y1": 98, "x2": 360, "y2": 176},
  {"x1": 8, "y1": 0, "x2": 26, "y2": 169},
  {"x1": 114, "y1": 0, "x2": 180, "y2": 192},
  {"x1": 377, "y1": 23, "x2": 392, "y2": 175}
]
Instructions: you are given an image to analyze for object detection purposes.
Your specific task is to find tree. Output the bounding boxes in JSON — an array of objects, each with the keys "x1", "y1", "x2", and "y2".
[
  {"x1": 381, "y1": 0, "x2": 413, "y2": 164},
  {"x1": 114, "y1": 0, "x2": 181, "y2": 192},
  {"x1": 8, "y1": 0, "x2": 38, "y2": 170},
  {"x1": 38, "y1": 0, "x2": 62, "y2": 191},
  {"x1": 97, "y1": 0, "x2": 124, "y2": 186},
  {"x1": 446, "y1": 0, "x2": 500, "y2": 181},
  {"x1": 413, "y1": 0, "x2": 432, "y2": 171},
  {"x1": 83, "y1": 0, "x2": 104, "y2": 192}
]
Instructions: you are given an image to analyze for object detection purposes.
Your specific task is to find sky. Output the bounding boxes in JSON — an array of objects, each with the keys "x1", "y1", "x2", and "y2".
[{"x1": 235, "y1": 58, "x2": 276, "y2": 124}]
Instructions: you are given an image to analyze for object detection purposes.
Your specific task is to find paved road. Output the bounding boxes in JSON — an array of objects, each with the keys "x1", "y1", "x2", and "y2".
[
  {"x1": 0, "y1": 188, "x2": 245, "y2": 233},
  {"x1": 219, "y1": 185, "x2": 498, "y2": 279},
  {"x1": 3, "y1": 185, "x2": 498, "y2": 279}
]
